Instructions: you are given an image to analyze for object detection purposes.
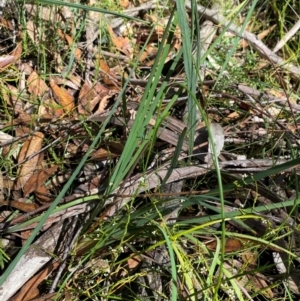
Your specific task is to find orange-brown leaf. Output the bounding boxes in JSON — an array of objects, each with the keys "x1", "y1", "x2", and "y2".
[
  {"x1": 0, "y1": 200, "x2": 38, "y2": 212},
  {"x1": 49, "y1": 79, "x2": 75, "y2": 113},
  {"x1": 120, "y1": 0, "x2": 129, "y2": 8},
  {"x1": 107, "y1": 25, "x2": 132, "y2": 56},
  {"x1": 15, "y1": 132, "x2": 44, "y2": 189},
  {"x1": 99, "y1": 59, "x2": 116, "y2": 86},
  {"x1": 35, "y1": 185, "x2": 53, "y2": 203},
  {"x1": 207, "y1": 238, "x2": 243, "y2": 252}
]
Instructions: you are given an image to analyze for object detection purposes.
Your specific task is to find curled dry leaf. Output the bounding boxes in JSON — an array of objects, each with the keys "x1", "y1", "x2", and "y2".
[
  {"x1": 11, "y1": 41, "x2": 22, "y2": 61},
  {"x1": 0, "y1": 55, "x2": 15, "y2": 69},
  {"x1": 2, "y1": 136, "x2": 20, "y2": 160},
  {"x1": 97, "y1": 94, "x2": 111, "y2": 113},
  {"x1": 35, "y1": 185, "x2": 53, "y2": 203},
  {"x1": 78, "y1": 81, "x2": 98, "y2": 114},
  {"x1": 50, "y1": 75, "x2": 81, "y2": 91},
  {"x1": 15, "y1": 132, "x2": 44, "y2": 190},
  {"x1": 23, "y1": 165, "x2": 58, "y2": 197},
  {"x1": 0, "y1": 200, "x2": 38, "y2": 213},
  {"x1": 67, "y1": 74, "x2": 82, "y2": 90},
  {"x1": 27, "y1": 71, "x2": 49, "y2": 97},
  {"x1": 99, "y1": 59, "x2": 115, "y2": 86},
  {"x1": 107, "y1": 25, "x2": 132, "y2": 57},
  {"x1": 49, "y1": 79, "x2": 75, "y2": 113},
  {"x1": 78, "y1": 81, "x2": 110, "y2": 114},
  {"x1": 0, "y1": 42, "x2": 22, "y2": 72},
  {"x1": 26, "y1": 20, "x2": 41, "y2": 45}
]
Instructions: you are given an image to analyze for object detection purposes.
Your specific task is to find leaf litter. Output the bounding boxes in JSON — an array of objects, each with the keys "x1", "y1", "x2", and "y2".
[{"x1": 0, "y1": 0, "x2": 300, "y2": 300}]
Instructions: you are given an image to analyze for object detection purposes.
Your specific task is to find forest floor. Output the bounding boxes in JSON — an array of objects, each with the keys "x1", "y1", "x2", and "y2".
[{"x1": 0, "y1": 0, "x2": 300, "y2": 300}]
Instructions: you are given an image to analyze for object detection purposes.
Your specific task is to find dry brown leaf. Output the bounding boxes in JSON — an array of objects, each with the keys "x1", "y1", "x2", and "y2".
[
  {"x1": 224, "y1": 111, "x2": 240, "y2": 122},
  {"x1": 67, "y1": 74, "x2": 82, "y2": 90},
  {"x1": 247, "y1": 276, "x2": 274, "y2": 298},
  {"x1": 127, "y1": 256, "x2": 141, "y2": 270},
  {"x1": 207, "y1": 238, "x2": 243, "y2": 252},
  {"x1": 94, "y1": 82, "x2": 110, "y2": 95},
  {"x1": 78, "y1": 81, "x2": 97, "y2": 114},
  {"x1": 27, "y1": 71, "x2": 49, "y2": 97},
  {"x1": 0, "y1": 82, "x2": 11, "y2": 105},
  {"x1": 99, "y1": 59, "x2": 110, "y2": 77},
  {"x1": 119, "y1": 255, "x2": 142, "y2": 277},
  {"x1": 120, "y1": 0, "x2": 129, "y2": 8},
  {"x1": 9, "y1": 261, "x2": 59, "y2": 301},
  {"x1": 139, "y1": 44, "x2": 157, "y2": 62},
  {"x1": 97, "y1": 94, "x2": 111, "y2": 113},
  {"x1": 90, "y1": 141, "x2": 123, "y2": 160},
  {"x1": 26, "y1": 20, "x2": 40, "y2": 45},
  {"x1": 0, "y1": 56, "x2": 15, "y2": 69},
  {"x1": 24, "y1": 293, "x2": 57, "y2": 301},
  {"x1": 24, "y1": 165, "x2": 58, "y2": 197},
  {"x1": 0, "y1": 42, "x2": 22, "y2": 72},
  {"x1": 15, "y1": 132, "x2": 44, "y2": 190},
  {"x1": 11, "y1": 42, "x2": 22, "y2": 61},
  {"x1": 98, "y1": 59, "x2": 119, "y2": 88},
  {"x1": 257, "y1": 25, "x2": 276, "y2": 41},
  {"x1": 145, "y1": 14, "x2": 165, "y2": 36},
  {"x1": 49, "y1": 79, "x2": 75, "y2": 113},
  {"x1": 90, "y1": 148, "x2": 118, "y2": 160},
  {"x1": 50, "y1": 75, "x2": 81, "y2": 90},
  {"x1": 35, "y1": 185, "x2": 53, "y2": 203},
  {"x1": 0, "y1": 200, "x2": 38, "y2": 213},
  {"x1": 107, "y1": 25, "x2": 132, "y2": 56},
  {"x1": 67, "y1": 38, "x2": 82, "y2": 60},
  {"x1": 78, "y1": 81, "x2": 110, "y2": 114}
]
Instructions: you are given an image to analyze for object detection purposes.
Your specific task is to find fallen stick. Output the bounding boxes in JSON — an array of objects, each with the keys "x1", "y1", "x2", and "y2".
[{"x1": 185, "y1": 2, "x2": 300, "y2": 77}]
